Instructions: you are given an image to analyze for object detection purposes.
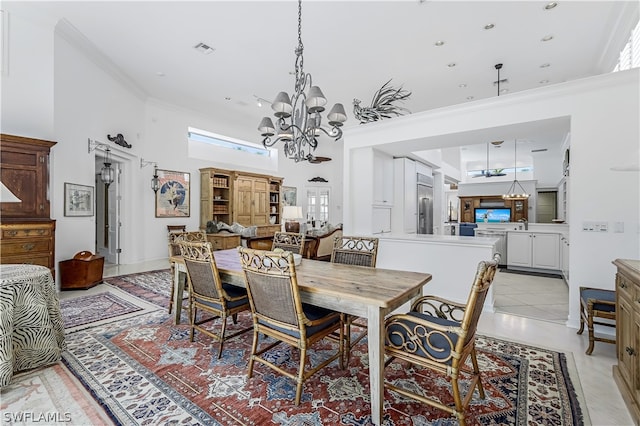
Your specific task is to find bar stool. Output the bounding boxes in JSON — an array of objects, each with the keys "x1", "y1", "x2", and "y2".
[{"x1": 577, "y1": 286, "x2": 616, "y2": 355}]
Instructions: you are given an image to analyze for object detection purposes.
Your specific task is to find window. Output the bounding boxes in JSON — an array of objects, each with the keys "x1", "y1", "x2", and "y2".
[
  {"x1": 613, "y1": 19, "x2": 640, "y2": 72},
  {"x1": 306, "y1": 187, "x2": 330, "y2": 226},
  {"x1": 188, "y1": 127, "x2": 271, "y2": 156}
]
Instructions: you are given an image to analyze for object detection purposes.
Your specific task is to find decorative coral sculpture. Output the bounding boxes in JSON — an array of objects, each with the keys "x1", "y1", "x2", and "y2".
[{"x1": 353, "y1": 79, "x2": 411, "y2": 124}]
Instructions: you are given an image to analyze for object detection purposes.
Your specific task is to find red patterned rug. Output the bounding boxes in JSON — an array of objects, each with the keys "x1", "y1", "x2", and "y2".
[{"x1": 61, "y1": 290, "x2": 586, "y2": 425}]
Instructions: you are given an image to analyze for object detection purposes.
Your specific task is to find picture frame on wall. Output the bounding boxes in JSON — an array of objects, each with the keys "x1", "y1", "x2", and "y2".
[
  {"x1": 282, "y1": 186, "x2": 297, "y2": 207},
  {"x1": 155, "y1": 169, "x2": 190, "y2": 217},
  {"x1": 64, "y1": 183, "x2": 94, "y2": 217}
]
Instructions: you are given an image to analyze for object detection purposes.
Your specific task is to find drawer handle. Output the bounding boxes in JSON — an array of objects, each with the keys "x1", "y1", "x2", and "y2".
[
  {"x1": 7, "y1": 231, "x2": 18, "y2": 237},
  {"x1": 23, "y1": 243, "x2": 35, "y2": 251},
  {"x1": 37, "y1": 230, "x2": 45, "y2": 235},
  {"x1": 626, "y1": 347, "x2": 636, "y2": 356}
]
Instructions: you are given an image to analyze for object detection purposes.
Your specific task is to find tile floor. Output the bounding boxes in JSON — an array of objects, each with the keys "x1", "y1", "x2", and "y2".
[{"x1": 493, "y1": 269, "x2": 569, "y2": 323}]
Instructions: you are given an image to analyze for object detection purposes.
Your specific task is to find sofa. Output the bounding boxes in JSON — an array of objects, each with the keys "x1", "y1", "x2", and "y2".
[{"x1": 308, "y1": 225, "x2": 343, "y2": 261}]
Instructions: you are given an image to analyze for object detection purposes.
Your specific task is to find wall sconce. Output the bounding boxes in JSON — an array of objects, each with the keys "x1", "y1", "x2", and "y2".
[
  {"x1": 88, "y1": 139, "x2": 115, "y2": 187},
  {"x1": 140, "y1": 158, "x2": 160, "y2": 192}
]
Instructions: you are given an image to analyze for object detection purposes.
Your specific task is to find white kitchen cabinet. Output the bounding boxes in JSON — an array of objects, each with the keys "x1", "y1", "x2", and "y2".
[
  {"x1": 393, "y1": 157, "x2": 417, "y2": 233},
  {"x1": 507, "y1": 232, "x2": 560, "y2": 271},
  {"x1": 373, "y1": 150, "x2": 394, "y2": 206},
  {"x1": 560, "y1": 234, "x2": 570, "y2": 282}
]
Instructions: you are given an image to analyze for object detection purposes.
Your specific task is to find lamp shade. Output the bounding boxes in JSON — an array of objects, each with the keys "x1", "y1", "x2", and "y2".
[
  {"x1": 327, "y1": 103, "x2": 347, "y2": 125},
  {"x1": 258, "y1": 117, "x2": 275, "y2": 136},
  {"x1": 305, "y1": 86, "x2": 327, "y2": 112},
  {"x1": 282, "y1": 205, "x2": 303, "y2": 220},
  {"x1": 0, "y1": 181, "x2": 21, "y2": 203},
  {"x1": 272, "y1": 92, "x2": 293, "y2": 118}
]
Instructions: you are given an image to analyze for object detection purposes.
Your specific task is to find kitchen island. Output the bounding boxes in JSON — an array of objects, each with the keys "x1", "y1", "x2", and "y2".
[{"x1": 375, "y1": 233, "x2": 499, "y2": 312}]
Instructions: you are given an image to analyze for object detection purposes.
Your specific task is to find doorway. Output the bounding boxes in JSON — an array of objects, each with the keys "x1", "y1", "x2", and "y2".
[{"x1": 95, "y1": 157, "x2": 121, "y2": 265}]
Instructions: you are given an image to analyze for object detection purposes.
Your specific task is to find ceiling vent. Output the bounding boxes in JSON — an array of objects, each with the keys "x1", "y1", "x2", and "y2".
[
  {"x1": 531, "y1": 148, "x2": 548, "y2": 153},
  {"x1": 194, "y1": 42, "x2": 215, "y2": 55}
]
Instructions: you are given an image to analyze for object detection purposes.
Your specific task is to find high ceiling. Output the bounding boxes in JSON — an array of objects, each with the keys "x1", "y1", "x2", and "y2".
[{"x1": 10, "y1": 1, "x2": 638, "y2": 177}]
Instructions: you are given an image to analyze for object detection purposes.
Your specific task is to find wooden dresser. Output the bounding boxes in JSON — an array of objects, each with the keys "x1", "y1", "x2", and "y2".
[
  {"x1": 613, "y1": 258, "x2": 640, "y2": 424},
  {"x1": 0, "y1": 134, "x2": 57, "y2": 276}
]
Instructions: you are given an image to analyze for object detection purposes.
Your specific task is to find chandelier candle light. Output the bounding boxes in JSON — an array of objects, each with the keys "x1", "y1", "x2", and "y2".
[
  {"x1": 503, "y1": 140, "x2": 530, "y2": 200},
  {"x1": 258, "y1": 0, "x2": 347, "y2": 162}
]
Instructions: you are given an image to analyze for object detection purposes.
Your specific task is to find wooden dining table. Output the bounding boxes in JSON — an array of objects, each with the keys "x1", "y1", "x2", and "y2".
[{"x1": 170, "y1": 248, "x2": 432, "y2": 425}]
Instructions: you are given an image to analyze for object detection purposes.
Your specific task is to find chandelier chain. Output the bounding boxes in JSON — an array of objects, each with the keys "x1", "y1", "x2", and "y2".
[{"x1": 257, "y1": 0, "x2": 347, "y2": 162}]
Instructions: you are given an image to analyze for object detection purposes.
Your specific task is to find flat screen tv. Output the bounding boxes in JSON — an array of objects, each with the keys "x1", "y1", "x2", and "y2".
[{"x1": 474, "y1": 208, "x2": 511, "y2": 223}]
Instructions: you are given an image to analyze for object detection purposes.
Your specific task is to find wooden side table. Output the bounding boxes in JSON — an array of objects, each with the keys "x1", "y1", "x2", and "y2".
[{"x1": 206, "y1": 232, "x2": 241, "y2": 251}]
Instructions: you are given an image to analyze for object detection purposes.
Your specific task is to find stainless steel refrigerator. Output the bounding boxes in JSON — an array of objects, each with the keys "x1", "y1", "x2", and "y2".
[{"x1": 417, "y1": 174, "x2": 433, "y2": 234}]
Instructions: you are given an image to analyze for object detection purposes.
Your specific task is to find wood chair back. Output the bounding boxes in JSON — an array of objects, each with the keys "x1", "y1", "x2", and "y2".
[
  {"x1": 271, "y1": 231, "x2": 305, "y2": 255},
  {"x1": 331, "y1": 236, "x2": 379, "y2": 267}
]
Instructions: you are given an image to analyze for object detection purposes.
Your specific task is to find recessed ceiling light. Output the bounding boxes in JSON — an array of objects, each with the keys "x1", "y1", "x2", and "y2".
[
  {"x1": 540, "y1": 63, "x2": 551, "y2": 68},
  {"x1": 194, "y1": 42, "x2": 215, "y2": 55},
  {"x1": 491, "y1": 140, "x2": 504, "y2": 146},
  {"x1": 539, "y1": 79, "x2": 549, "y2": 84},
  {"x1": 435, "y1": 40, "x2": 445, "y2": 46},
  {"x1": 484, "y1": 23, "x2": 495, "y2": 30},
  {"x1": 459, "y1": 83, "x2": 467, "y2": 88},
  {"x1": 447, "y1": 63, "x2": 456, "y2": 68},
  {"x1": 224, "y1": 97, "x2": 231, "y2": 101},
  {"x1": 544, "y1": 2, "x2": 558, "y2": 10},
  {"x1": 541, "y1": 35, "x2": 554, "y2": 42}
]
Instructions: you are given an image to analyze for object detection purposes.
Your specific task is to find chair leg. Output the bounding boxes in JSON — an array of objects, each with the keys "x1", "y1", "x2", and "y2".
[
  {"x1": 344, "y1": 318, "x2": 352, "y2": 365},
  {"x1": 217, "y1": 315, "x2": 228, "y2": 359},
  {"x1": 470, "y1": 348, "x2": 485, "y2": 399},
  {"x1": 247, "y1": 330, "x2": 259, "y2": 378},
  {"x1": 189, "y1": 306, "x2": 197, "y2": 342},
  {"x1": 586, "y1": 307, "x2": 595, "y2": 355},
  {"x1": 577, "y1": 303, "x2": 585, "y2": 335},
  {"x1": 295, "y1": 347, "x2": 307, "y2": 405},
  {"x1": 168, "y1": 266, "x2": 175, "y2": 314},
  {"x1": 451, "y1": 374, "x2": 467, "y2": 426}
]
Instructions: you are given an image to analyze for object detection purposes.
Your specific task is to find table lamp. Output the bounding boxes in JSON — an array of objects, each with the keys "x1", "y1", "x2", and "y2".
[
  {"x1": 0, "y1": 181, "x2": 21, "y2": 203},
  {"x1": 282, "y1": 206, "x2": 303, "y2": 233}
]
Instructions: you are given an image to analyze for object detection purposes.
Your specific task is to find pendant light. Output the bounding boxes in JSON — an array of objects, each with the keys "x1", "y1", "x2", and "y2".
[
  {"x1": 502, "y1": 140, "x2": 529, "y2": 199},
  {"x1": 100, "y1": 148, "x2": 115, "y2": 187}
]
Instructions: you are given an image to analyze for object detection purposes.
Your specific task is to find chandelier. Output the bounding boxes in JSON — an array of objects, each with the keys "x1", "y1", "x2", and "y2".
[
  {"x1": 502, "y1": 140, "x2": 530, "y2": 200},
  {"x1": 257, "y1": 0, "x2": 347, "y2": 162}
]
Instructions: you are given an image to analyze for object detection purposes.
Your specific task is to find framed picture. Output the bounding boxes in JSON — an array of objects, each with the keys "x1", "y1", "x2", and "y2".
[
  {"x1": 64, "y1": 183, "x2": 94, "y2": 217},
  {"x1": 282, "y1": 186, "x2": 297, "y2": 207},
  {"x1": 155, "y1": 169, "x2": 190, "y2": 217}
]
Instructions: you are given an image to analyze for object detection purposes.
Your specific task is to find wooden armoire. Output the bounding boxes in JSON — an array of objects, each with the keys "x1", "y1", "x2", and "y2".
[{"x1": 0, "y1": 134, "x2": 57, "y2": 276}]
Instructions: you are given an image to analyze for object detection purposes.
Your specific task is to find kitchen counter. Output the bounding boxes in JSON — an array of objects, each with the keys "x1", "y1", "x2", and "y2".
[
  {"x1": 378, "y1": 233, "x2": 498, "y2": 247},
  {"x1": 374, "y1": 233, "x2": 498, "y2": 312}
]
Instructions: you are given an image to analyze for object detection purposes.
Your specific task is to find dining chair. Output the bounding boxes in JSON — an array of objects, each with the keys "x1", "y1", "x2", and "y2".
[
  {"x1": 167, "y1": 230, "x2": 207, "y2": 314},
  {"x1": 271, "y1": 231, "x2": 305, "y2": 255},
  {"x1": 383, "y1": 253, "x2": 500, "y2": 426},
  {"x1": 237, "y1": 247, "x2": 344, "y2": 405},
  {"x1": 331, "y1": 235, "x2": 379, "y2": 364},
  {"x1": 180, "y1": 241, "x2": 252, "y2": 358}
]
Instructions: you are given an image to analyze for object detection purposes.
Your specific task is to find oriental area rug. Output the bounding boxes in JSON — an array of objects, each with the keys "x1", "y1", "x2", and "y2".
[{"x1": 59, "y1": 272, "x2": 587, "y2": 426}]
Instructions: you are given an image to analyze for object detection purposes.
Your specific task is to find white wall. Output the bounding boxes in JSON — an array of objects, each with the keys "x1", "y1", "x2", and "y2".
[
  {"x1": 344, "y1": 69, "x2": 640, "y2": 329},
  {"x1": 1, "y1": 6, "x2": 55, "y2": 139},
  {"x1": 2, "y1": 6, "x2": 342, "y2": 277}
]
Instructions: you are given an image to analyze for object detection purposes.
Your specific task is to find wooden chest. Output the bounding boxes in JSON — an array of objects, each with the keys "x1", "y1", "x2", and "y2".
[
  {"x1": 206, "y1": 232, "x2": 241, "y2": 251},
  {"x1": 0, "y1": 220, "x2": 56, "y2": 276}
]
